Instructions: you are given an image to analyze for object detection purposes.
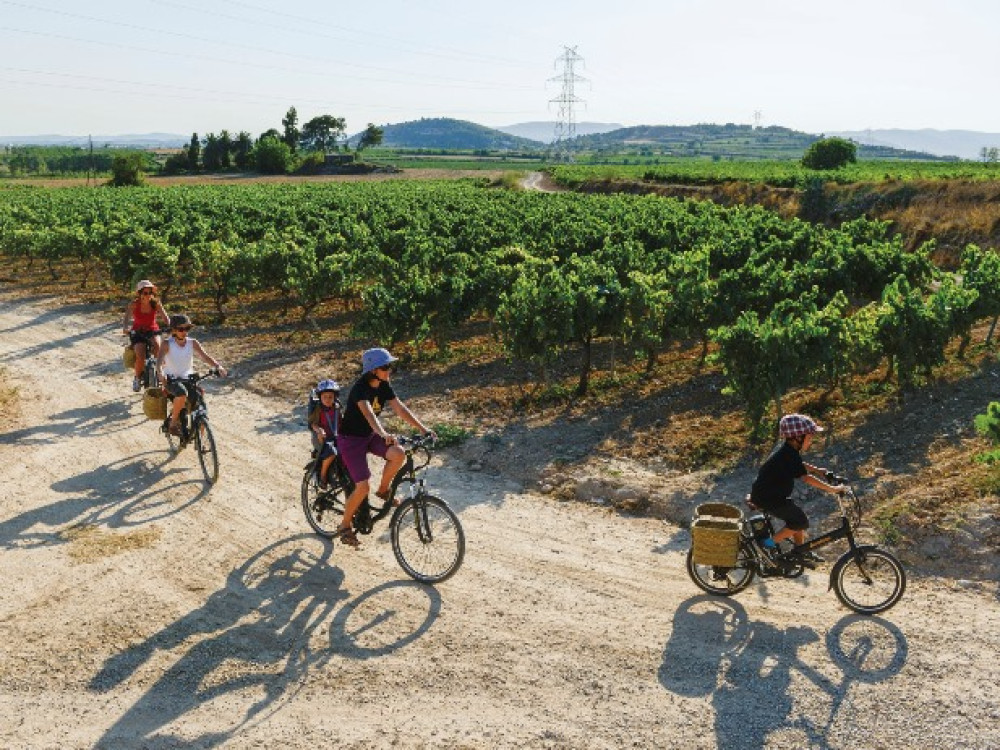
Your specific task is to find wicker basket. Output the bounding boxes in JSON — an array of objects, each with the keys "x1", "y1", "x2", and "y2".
[
  {"x1": 691, "y1": 518, "x2": 741, "y2": 567},
  {"x1": 142, "y1": 387, "x2": 168, "y2": 421},
  {"x1": 694, "y1": 502, "x2": 743, "y2": 521},
  {"x1": 123, "y1": 346, "x2": 136, "y2": 371}
]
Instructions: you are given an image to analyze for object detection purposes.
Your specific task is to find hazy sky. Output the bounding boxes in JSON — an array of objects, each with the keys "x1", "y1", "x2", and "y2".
[{"x1": 2, "y1": 0, "x2": 998, "y2": 136}]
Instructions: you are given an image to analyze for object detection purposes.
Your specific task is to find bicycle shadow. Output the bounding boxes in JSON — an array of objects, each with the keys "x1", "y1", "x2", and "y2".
[
  {"x1": 0, "y1": 397, "x2": 140, "y2": 445},
  {"x1": 0, "y1": 452, "x2": 209, "y2": 551},
  {"x1": 88, "y1": 536, "x2": 443, "y2": 749},
  {"x1": 0, "y1": 317, "x2": 117, "y2": 364},
  {"x1": 659, "y1": 596, "x2": 908, "y2": 749}
]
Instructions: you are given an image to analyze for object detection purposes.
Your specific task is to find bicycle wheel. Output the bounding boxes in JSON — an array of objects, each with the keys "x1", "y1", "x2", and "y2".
[
  {"x1": 686, "y1": 543, "x2": 756, "y2": 596},
  {"x1": 193, "y1": 417, "x2": 219, "y2": 485},
  {"x1": 831, "y1": 546, "x2": 906, "y2": 615},
  {"x1": 143, "y1": 357, "x2": 159, "y2": 389},
  {"x1": 391, "y1": 494, "x2": 465, "y2": 584},
  {"x1": 301, "y1": 464, "x2": 348, "y2": 539}
]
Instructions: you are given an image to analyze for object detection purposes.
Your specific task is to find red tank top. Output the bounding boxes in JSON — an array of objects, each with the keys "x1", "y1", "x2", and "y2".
[{"x1": 132, "y1": 303, "x2": 159, "y2": 332}]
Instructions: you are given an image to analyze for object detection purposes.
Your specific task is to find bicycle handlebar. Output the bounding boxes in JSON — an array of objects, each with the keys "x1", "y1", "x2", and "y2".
[{"x1": 397, "y1": 433, "x2": 437, "y2": 451}]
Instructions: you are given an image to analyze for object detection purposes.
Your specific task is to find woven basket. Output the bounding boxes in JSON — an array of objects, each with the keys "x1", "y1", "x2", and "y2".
[
  {"x1": 123, "y1": 346, "x2": 136, "y2": 371},
  {"x1": 691, "y1": 518, "x2": 741, "y2": 567},
  {"x1": 694, "y1": 502, "x2": 743, "y2": 521},
  {"x1": 142, "y1": 387, "x2": 168, "y2": 421}
]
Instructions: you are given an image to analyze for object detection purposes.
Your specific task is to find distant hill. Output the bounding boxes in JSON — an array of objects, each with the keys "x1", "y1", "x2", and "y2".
[
  {"x1": 0, "y1": 133, "x2": 188, "y2": 148},
  {"x1": 564, "y1": 123, "x2": 952, "y2": 161},
  {"x1": 827, "y1": 129, "x2": 1000, "y2": 160},
  {"x1": 373, "y1": 118, "x2": 542, "y2": 150},
  {"x1": 495, "y1": 121, "x2": 624, "y2": 144}
]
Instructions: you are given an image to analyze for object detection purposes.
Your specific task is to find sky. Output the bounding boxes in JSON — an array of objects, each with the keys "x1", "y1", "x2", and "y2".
[{"x1": 2, "y1": 0, "x2": 999, "y2": 137}]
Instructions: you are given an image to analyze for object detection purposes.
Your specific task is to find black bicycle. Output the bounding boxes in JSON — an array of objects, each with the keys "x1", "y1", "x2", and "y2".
[
  {"x1": 686, "y1": 473, "x2": 906, "y2": 615},
  {"x1": 301, "y1": 434, "x2": 465, "y2": 584},
  {"x1": 125, "y1": 330, "x2": 161, "y2": 390},
  {"x1": 160, "y1": 369, "x2": 220, "y2": 485}
]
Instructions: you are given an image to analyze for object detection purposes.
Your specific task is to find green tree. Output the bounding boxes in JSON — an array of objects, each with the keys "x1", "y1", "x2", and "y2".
[
  {"x1": 300, "y1": 115, "x2": 346, "y2": 153},
  {"x1": 186, "y1": 132, "x2": 201, "y2": 171},
  {"x1": 233, "y1": 131, "x2": 254, "y2": 170},
  {"x1": 802, "y1": 137, "x2": 857, "y2": 170},
  {"x1": 202, "y1": 133, "x2": 223, "y2": 171},
  {"x1": 356, "y1": 123, "x2": 384, "y2": 153},
  {"x1": 282, "y1": 107, "x2": 300, "y2": 153},
  {"x1": 108, "y1": 153, "x2": 145, "y2": 186},
  {"x1": 218, "y1": 130, "x2": 233, "y2": 169},
  {"x1": 254, "y1": 137, "x2": 293, "y2": 174}
]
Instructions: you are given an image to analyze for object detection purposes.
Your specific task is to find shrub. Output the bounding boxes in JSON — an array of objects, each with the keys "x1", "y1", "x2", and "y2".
[{"x1": 802, "y1": 137, "x2": 857, "y2": 170}]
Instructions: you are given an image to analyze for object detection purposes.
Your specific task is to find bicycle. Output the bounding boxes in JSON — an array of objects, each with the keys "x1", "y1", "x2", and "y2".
[
  {"x1": 160, "y1": 369, "x2": 220, "y2": 485},
  {"x1": 125, "y1": 330, "x2": 161, "y2": 390},
  {"x1": 301, "y1": 434, "x2": 465, "y2": 584},
  {"x1": 686, "y1": 473, "x2": 906, "y2": 615}
]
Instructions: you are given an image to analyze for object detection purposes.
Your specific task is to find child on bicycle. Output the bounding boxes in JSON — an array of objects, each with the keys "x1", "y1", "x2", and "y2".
[
  {"x1": 156, "y1": 314, "x2": 227, "y2": 436},
  {"x1": 749, "y1": 413, "x2": 846, "y2": 562},
  {"x1": 122, "y1": 280, "x2": 170, "y2": 392},
  {"x1": 307, "y1": 379, "x2": 341, "y2": 489},
  {"x1": 335, "y1": 347, "x2": 436, "y2": 549}
]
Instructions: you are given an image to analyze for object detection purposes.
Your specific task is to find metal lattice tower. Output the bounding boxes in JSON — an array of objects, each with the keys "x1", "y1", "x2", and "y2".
[{"x1": 549, "y1": 46, "x2": 587, "y2": 152}]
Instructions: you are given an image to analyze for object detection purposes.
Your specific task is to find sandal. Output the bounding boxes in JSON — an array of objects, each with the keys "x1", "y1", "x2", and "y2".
[
  {"x1": 375, "y1": 488, "x2": 398, "y2": 507},
  {"x1": 336, "y1": 526, "x2": 361, "y2": 549}
]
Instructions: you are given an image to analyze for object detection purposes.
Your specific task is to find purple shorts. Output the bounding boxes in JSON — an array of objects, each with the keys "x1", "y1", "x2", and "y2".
[{"x1": 337, "y1": 433, "x2": 390, "y2": 483}]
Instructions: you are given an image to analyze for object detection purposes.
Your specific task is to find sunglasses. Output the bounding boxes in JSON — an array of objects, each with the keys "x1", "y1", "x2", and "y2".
[{"x1": 140, "y1": 290, "x2": 155, "y2": 296}]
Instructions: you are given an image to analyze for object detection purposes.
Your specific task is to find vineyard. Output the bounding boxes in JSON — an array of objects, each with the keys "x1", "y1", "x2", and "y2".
[
  {"x1": 550, "y1": 160, "x2": 1000, "y2": 188},
  {"x1": 1, "y1": 178, "x2": 999, "y2": 438}
]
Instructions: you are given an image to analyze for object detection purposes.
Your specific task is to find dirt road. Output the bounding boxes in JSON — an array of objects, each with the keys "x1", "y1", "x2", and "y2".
[{"x1": 1, "y1": 292, "x2": 998, "y2": 749}]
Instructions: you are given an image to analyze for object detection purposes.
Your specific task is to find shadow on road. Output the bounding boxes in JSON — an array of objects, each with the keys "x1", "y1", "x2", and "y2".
[
  {"x1": 659, "y1": 596, "x2": 908, "y2": 748},
  {"x1": 88, "y1": 536, "x2": 442, "y2": 749}
]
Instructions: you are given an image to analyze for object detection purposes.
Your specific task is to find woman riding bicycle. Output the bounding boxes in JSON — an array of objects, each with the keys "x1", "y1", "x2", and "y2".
[
  {"x1": 156, "y1": 315, "x2": 227, "y2": 436},
  {"x1": 749, "y1": 414, "x2": 846, "y2": 562},
  {"x1": 122, "y1": 280, "x2": 170, "y2": 392},
  {"x1": 335, "y1": 348, "x2": 436, "y2": 549}
]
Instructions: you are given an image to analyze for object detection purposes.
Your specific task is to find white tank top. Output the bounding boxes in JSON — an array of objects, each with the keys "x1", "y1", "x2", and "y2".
[{"x1": 162, "y1": 337, "x2": 195, "y2": 378}]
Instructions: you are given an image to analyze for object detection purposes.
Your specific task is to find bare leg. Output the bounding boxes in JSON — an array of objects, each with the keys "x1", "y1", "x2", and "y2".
[
  {"x1": 375, "y1": 446, "x2": 406, "y2": 496},
  {"x1": 134, "y1": 341, "x2": 146, "y2": 377}
]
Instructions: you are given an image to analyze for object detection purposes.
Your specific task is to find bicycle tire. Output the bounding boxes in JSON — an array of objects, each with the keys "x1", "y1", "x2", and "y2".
[
  {"x1": 301, "y1": 464, "x2": 348, "y2": 539},
  {"x1": 831, "y1": 546, "x2": 906, "y2": 615},
  {"x1": 685, "y1": 544, "x2": 756, "y2": 596},
  {"x1": 143, "y1": 356, "x2": 159, "y2": 389},
  {"x1": 390, "y1": 494, "x2": 465, "y2": 584},
  {"x1": 194, "y1": 417, "x2": 219, "y2": 485}
]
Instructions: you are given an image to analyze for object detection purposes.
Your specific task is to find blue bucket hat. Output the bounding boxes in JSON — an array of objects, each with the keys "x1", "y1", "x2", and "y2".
[{"x1": 361, "y1": 347, "x2": 398, "y2": 374}]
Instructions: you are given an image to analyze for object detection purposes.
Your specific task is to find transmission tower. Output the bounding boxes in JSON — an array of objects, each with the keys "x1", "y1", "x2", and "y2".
[
  {"x1": 753, "y1": 110, "x2": 763, "y2": 130},
  {"x1": 549, "y1": 46, "x2": 587, "y2": 155}
]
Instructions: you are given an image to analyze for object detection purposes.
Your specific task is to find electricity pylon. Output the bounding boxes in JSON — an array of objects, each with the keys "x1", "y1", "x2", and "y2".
[{"x1": 549, "y1": 46, "x2": 586, "y2": 158}]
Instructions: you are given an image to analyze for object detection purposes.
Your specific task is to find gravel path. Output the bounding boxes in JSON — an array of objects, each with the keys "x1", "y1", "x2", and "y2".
[{"x1": 0, "y1": 292, "x2": 998, "y2": 749}]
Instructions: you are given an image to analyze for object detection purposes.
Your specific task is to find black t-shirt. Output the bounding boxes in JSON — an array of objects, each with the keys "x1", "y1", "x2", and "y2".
[
  {"x1": 339, "y1": 376, "x2": 396, "y2": 437},
  {"x1": 750, "y1": 441, "x2": 806, "y2": 508}
]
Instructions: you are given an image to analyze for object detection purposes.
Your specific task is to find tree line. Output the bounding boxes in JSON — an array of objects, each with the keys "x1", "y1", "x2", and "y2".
[{"x1": 162, "y1": 107, "x2": 383, "y2": 176}]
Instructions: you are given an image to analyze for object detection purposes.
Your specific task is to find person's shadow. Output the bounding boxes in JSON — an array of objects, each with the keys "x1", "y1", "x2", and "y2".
[
  {"x1": 88, "y1": 536, "x2": 441, "y2": 749},
  {"x1": 659, "y1": 596, "x2": 908, "y2": 749}
]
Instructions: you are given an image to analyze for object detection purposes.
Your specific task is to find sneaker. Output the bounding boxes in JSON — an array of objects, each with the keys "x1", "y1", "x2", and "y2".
[
  {"x1": 168, "y1": 421, "x2": 182, "y2": 436},
  {"x1": 132, "y1": 376, "x2": 141, "y2": 392},
  {"x1": 801, "y1": 550, "x2": 825, "y2": 563}
]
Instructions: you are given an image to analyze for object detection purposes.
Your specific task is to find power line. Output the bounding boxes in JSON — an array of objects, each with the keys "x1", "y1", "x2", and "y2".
[{"x1": 0, "y1": 24, "x2": 538, "y2": 93}]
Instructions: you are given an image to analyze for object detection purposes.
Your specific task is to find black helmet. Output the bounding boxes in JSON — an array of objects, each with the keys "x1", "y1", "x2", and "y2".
[{"x1": 169, "y1": 314, "x2": 193, "y2": 330}]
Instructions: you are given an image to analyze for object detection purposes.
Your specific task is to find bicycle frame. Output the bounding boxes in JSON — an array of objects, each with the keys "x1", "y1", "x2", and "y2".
[{"x1": 766, "y1": 490, "x2": 871, "y2": 589}]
